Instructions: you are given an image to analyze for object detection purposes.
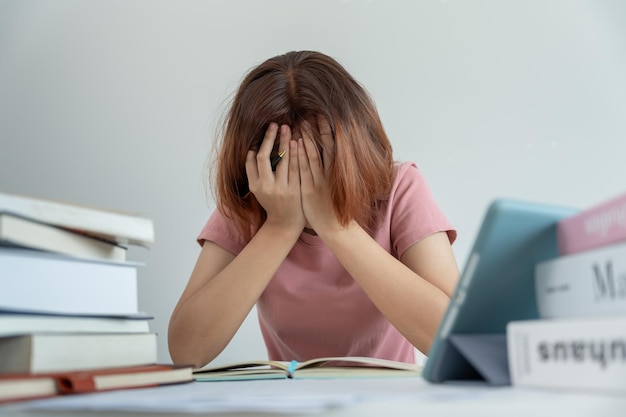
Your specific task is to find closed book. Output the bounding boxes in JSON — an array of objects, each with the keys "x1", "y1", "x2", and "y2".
[
  {"x1": 0, "y1": 310, "x2": 152, "y2": 336},
  {"x1": 535, "y1": 242, "x2": 626, "y2": 319},
  {"x1": 0, "y1": 213, "x2": 127, "y2": 262},
  {"x1": 0, "y1": 247, "x2": 139, "y2": 316},
  {"x1": 0, "y1": 364, "x2": 193, "y2": 404},
  {"x1": 557, "y1": 192, "x2": 626, "y2": 256},
  {"x1": 507, "y1": 316, "x2": 626, "y2": 394},
  {"x1": 0, "y1": 192, "x2": 154, "y2": 246},
  {"x1": 0, "y1": 333, "x2": 157, "y2": 374}
]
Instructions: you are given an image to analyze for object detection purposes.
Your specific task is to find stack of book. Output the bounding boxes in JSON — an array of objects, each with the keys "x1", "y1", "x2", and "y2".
[
  {"x1": 507, "y1": 192, "x2": 626, "y2": 394},
  {"x1": 0, "y1": 192, "x2": 193, "y2": 404}
]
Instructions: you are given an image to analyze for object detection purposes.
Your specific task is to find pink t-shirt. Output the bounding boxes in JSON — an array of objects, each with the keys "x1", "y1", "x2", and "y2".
[{"x1": 197, "y1": 162, "x2": 456, "y2": 364}]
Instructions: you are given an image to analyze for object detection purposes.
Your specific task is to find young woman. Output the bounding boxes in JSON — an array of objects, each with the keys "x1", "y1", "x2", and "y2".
[{"x1": 168, "y1": 51, "x2": 459, "y2": 368}]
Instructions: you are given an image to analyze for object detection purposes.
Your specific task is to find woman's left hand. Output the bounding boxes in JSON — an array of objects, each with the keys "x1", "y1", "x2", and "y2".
[{"x1": 297, "y1": 115, "x2": 340, "y2": 235}]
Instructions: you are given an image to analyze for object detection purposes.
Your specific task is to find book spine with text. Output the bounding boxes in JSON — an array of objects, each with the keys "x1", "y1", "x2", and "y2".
[
  {"x1": 535, "y1": 242, "x2": 626, "y2": 319},
  {"x1": 507, "y1": 316, "x2": 626, "y2": 393},
  {"x1": 557, "y1": 192, "x2": 626, "y2": 256}
]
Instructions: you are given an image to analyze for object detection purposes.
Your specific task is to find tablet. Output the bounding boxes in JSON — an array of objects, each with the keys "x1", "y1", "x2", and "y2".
[{"x1": 422, "y1": 198, "x2": 577, "y2": 384}]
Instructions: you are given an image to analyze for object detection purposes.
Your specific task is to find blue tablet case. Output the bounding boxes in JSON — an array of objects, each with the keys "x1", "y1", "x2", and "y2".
[{"x1": 422, "y1": 199, "x2": 577, "y2": 385}]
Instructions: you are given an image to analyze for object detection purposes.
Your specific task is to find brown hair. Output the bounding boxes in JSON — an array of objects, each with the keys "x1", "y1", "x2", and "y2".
[{"x1": 212, "y1": 51, "x2": 394, "y2": 240}]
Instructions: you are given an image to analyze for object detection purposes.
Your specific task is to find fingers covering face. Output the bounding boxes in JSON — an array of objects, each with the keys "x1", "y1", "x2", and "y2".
[
  {"x1": 316, "y1": 115, "x2": 334, "y2": 174},
  {"x1": 297, "y1": 115, "x2": 336, "y2": 185},
  {"x1": 245, "y1": 117, "x2": 334, "y2": 194}
]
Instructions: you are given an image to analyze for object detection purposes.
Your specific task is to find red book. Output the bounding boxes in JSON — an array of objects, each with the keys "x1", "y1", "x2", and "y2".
[
  {"x1": 0, "y1": 364, "x2": 193, "y2": 404},
  {"x1": 557, "y1": 192, "x2": 626, "y2": 255}
]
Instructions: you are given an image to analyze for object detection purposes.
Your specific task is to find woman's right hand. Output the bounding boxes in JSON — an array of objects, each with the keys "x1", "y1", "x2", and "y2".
[
  {"x1": 245, "y1": 122, "x2": 305, "y2": 233},
  {"x1": 170, "y1": 123, "x2": 305, "y2": 367}
]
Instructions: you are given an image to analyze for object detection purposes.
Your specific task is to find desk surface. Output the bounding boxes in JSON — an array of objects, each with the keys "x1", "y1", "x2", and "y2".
[{"x1": 3, "y1": 377, "x2": 625, "y2": 417}]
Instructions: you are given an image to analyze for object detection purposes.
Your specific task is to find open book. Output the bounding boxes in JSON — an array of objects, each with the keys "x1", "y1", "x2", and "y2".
[{"x1": 193, "y1": 356, "x2": 422, "y2": 381}]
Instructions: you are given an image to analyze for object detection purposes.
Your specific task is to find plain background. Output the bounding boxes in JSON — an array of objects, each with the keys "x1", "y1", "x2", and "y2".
[{"x1": 1, "y1": 0, "x2": 625, "y2": 366}]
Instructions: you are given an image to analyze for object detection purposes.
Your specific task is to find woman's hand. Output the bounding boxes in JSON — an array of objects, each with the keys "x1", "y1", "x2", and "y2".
[
  {"x1": 170, "y1": 124, "x2": 308, "y2": 368},
  {"x1": 298, "y1": 115, "x2": 341, "y2": 235},
  {"x1": 246, "y1": 123, "x2": 306, "y2": 233}
]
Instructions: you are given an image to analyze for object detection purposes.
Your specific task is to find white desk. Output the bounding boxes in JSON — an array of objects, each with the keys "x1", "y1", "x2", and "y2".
[{"x1": 2, "y1": 377, "x2": 625, "y2": 417}]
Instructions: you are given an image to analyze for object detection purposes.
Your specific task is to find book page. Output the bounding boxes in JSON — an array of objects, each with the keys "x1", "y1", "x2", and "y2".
[
  {"x1": 295, "y1": 356, "x2": 422, "y2": 371},
  {"x1": 194, "y1": 359, "x2": 289, "y2": 373}
]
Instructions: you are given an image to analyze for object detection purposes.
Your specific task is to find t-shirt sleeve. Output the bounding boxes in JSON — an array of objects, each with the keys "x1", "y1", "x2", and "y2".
[
  {"x1": 196, "y1": 209, "x2": 247, "y2": 255},
  {"x1": 390, "y1": 162, "x2": 457, "y2": 258}
]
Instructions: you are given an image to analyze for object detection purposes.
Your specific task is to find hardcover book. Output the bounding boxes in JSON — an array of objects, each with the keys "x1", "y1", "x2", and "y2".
[
  {"x1": 0, "y1": 192, "x2": 154, "y2": 246},
  {"x1": 557, "y1": 192, "x2": 626, "y2": 256},
  {"x1": 0, "y1": 247, "x2": 139, "y2": 316},
  {"x1": 0, "y1": 213, "x2": 127, "y2": 262},
  {"x1": 507, "y1": 316, "x2": 626, "y2": 393},
  {"x1": 0, "y1": 364, "x2": 193, "y2": 404},
  {"x1": 0, "y1": 310, "x2": 152, "y2": 336},
  {"x1": 0, "y1": 333, "x2": 157, "y2": 374},
  {"x1": 194, "y1": 356, "x2": 422, "y2": 381},
  {"x1": 535, "y1": 242, "x2": 626, "y2": 319}
]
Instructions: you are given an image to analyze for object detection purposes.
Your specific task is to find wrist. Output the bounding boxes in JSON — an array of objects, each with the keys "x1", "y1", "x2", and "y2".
[
  {"x1": 315, "y1": 219, "x2": 362, "y2": 245},
  {"x1": 260, "y1": 219, "x2": 304, "y2": 241}
]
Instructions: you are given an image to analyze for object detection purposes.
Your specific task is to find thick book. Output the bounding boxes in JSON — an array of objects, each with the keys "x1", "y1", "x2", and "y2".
[
  {"x1": 0, "y1": 364, "x2": 193, "y2": 404},
  {"x1": 0, "y1": 213, "x2": 127, "y2": 262},
  {"x1": 0, "y1": 247, "x2": 139, "y2": 316},
  {"x1": 557, "y1": 192, "x2": 626, "y2": 256},
  {"x1": 0, "y1": 310, "x2": 152, "y2": 336},
  {"x1": 0, "y1": 333, "x2": 157, "y2": 374},
  {"x1": 535, "y1": 242, "x2": 626, "y2": 319},
  {"x1": 0, "y1": 191, "x2": 154, "y2": 246},
  {"x1": 507, "y1": 316, "x2": 626, "y2": 393},
  {"x1": 193, "y1": 356, "x2": 422, "y2": 381}
]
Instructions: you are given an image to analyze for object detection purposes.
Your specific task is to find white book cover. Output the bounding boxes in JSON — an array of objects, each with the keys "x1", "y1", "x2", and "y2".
[
  {"x1": 0, "y1": 192, "x2": 154, "y2": 246},
  {"x1": 535, "y1": 242, "x2": 626, "y2": 319},
  {"x1": 0, "y1": 248, "x2": 139, "y2": 316},
  {"x1": 0, "y1": 213, "x2": 127, "y2": 262},
  {"x1": 0, "y1": 312, "x2": 151, "y2": 336},
  {"x1": 0, "y1": 333, "x2": 158, "y2": 374},
  {"x1": 507, "y1": 316, "x2": 626, "y2": 393}
]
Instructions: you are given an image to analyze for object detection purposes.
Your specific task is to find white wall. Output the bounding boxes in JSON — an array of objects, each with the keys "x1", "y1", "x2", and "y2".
[{"x1": 1, "y1": 0, "x2": 625, "y2": 365}]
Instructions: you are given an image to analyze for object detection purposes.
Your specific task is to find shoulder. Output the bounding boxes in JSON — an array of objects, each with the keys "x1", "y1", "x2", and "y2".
[
  {"x1": 390, "y1": 161, "x2": 430, "y2": 199},
  {"x1": 197, "y1": 209, "x2": 248, "y2": 254},
  {"x1": 387, "y1": 161, "x2": 457, "y2": 252}
]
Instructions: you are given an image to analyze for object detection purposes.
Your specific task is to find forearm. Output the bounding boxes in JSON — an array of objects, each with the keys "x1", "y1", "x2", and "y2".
[
  {"x1": 168, "y1": 224, "x2": 301, "y2": 368},
  {"x1": 318, "y1": 222, "x2": 453, "y2": 354}
]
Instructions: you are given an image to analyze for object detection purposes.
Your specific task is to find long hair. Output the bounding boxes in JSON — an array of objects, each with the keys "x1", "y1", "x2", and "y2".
[{"x1": 212, "y1": 51, "x2": 394, "y2": 240}]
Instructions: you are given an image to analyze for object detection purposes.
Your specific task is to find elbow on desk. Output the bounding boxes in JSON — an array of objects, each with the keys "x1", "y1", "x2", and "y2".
[{"x1": 167, "y1": 317, "x2": 222, "y2": 369}]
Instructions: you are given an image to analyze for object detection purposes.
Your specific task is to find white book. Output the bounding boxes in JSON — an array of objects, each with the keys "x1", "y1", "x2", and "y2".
[
  {"x1": 0, "y1": 248, "x2": 139, "y2": 316},
  {"x1": 0, "y1": 213, "x2": 127, "y2": 262},
  {"x1": 0, "y1": 311, "x2": 151, "y2": 336},
  {"x1": 535, "y1": 242, "x2": 626, "y2": 319},
  {"x1": 0, "y1": 192, "x2": 154, "y2": 246},
  {"x1": 0, "y1": 333, "x2": 157, "y2": 374},
  {"x1": 507, "y1": 316, "x2": 626, "y2": 393}
]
